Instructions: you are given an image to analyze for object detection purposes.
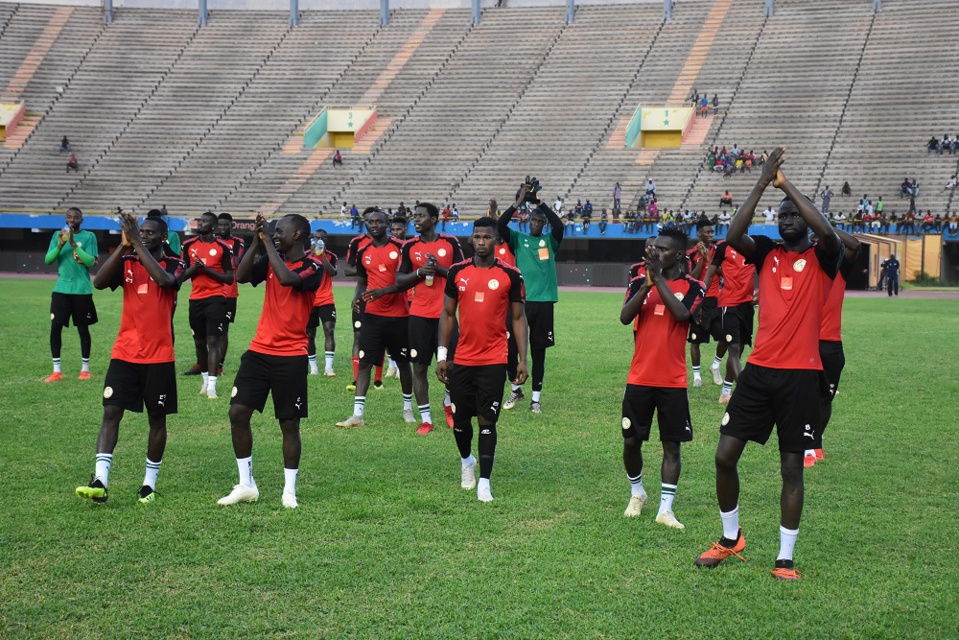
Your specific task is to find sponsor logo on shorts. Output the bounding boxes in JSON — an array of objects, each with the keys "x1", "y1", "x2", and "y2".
[
  {"x1": 231, "y1": 387, "x2": 238, "y2": 398},
  {"x1": 803, "y1": 424, "x2": 815, "y2": 439},
  {"x1": 103, "y1": 386, "x2": 114, "y2": 398},
  {"x1": 157, "y1": 394, "x2": 166, "y2": 407},
  {"x1": 295, "y1": 397, "x2": 303, "y2": 410},
  {"x1": 721, "y1": 412, "x2": 730, "y2": 426},
  {"x1": 622, "y1": 417, "x2": 631, "y2": 430}
]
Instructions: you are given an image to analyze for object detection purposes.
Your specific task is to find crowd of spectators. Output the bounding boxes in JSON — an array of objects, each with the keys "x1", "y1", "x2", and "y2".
[
  {"x1": 926, "y1": 134, "x2": 959, "y2": 154},
  {"x1": 705, "y1": 145, "x2": 764, "y2": 178}
]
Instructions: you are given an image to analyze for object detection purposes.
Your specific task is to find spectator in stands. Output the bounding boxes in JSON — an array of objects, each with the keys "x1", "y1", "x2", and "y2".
[
  {"x1": 613, "y1": 182, "x2": 622, "y2": 210},
  {"x1": 743, "y1": 152, "x2": 753, "y2": 173},
  {"x1": 582, "y1": 200, "x2": 593, "y2": 233},
  {"x1": 879, "y1": 211, "x2": 890, "y2": 234},
  {"x1": 908, "y1": 196, "x2": 917, "y2": 216},
  {"x1": 59, "y1": 136, "x2": 71, "y2": 153},
  {"x1": 922, "y1": 211, "x2": 935, "y2": 233},
  {"x1": 820, "y1": 186, "x2": 833, "y2": 213},
  {"x1": 875, "y1": 196, "x2": 883, "y2": 220},
  {"x1": 350, "y1": 204, "x2": 361, "y2": 230},
  {"x1": 927, "y1": 136, "x2": 939, "y2": 154},
  {"x1": 941, "y1": 134, "x2": 952, "y2": 155},
  {"x1": 711, "y1": 94, "x2": 719, "y2": 112},
  {"x1": 763, "y1": 205, "x2": 776, "y2": 225},
  {"x1": 518, "y1": 205, "x2": 530, "y2": 232},
  {"x1": 66, "y1": 154, "x2": 79, "y2": 173},
  {"x1": 759, "y1": 150, "x2": 768, "y2": 166},
  {"x1": 944, "y1": 175, "x2": 957, "y2": 191},
  {"x1": 598, "y1": 209, "x2": 608, "y2": 235},
  {"x1": 719, "y1": 190, "x2": 733, "y2": 208},
  {"x1": 706, "y1": 149, "x2": 716, "y2": 168},
  {"x1": 341, "y1": 201, "x2": 348, "y2": 217},
  {"x1": 487, "y1": 199, "x2": 499, "y2": 218},
  {"x1": 899, "y1": 178, "x2": 911, "y2": 199},
  {"x1": 646, "y1": 178, "x2": 657, "y2": 198},
  {"x1": 332, "y1": 150, "x2": 343, "y2": 166},
  {"x1": 647, "y1": 199, "x2": 659, "y2": 230},
  {"x1": 451, "y1": 204, "x2": 459, "y2": 221},
  {"x1": 948, "y1": 214, "x2": 958, "y2": 236},
  {"x1": 637, "y1": 194, "x2": 648, "y2": 213},
  {"x1": 554, "y1": 196, "x2": 564, "y2": 217},
  {"x1": 841, "y1": 181, "x2": 852, "y2": 197},
  {"x1": 700, "y1": 94, "x2": 709, "y2": 118},
  {"x1": 953, "y1": 135, "x2": 959, "y2": 154},
  {"x1": 441, "y1": 204, "x2": 452, "y2": 231},
  {"x1": 717, "y1": 210, "x2": 731, "y2": 234}
]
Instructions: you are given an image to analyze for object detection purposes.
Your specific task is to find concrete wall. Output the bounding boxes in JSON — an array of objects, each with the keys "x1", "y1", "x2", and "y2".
[{"x1": 16, "y1": 0, "x2": 662, "y2": 10}]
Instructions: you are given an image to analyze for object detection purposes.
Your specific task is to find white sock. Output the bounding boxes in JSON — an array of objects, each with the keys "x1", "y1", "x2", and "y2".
[
  {"x1": 778, "y1": 525, "x2": 799, "y2": 561},
  {"x1": 721, "y1": 380, "x2": 733, "y2": 394},
  {"x1": 143, "y1": 458, "x2": 161, "y2": 489},
  {"x1": 325, "y1": 351, "x2": 334, "y2": 370},
  {"x1": 628, "y1": 472, "x2": 645, "y2": 497},
  {"x1": 53, "y1": 357, "x2": 62, "y2": 373},
  {"x1": 354, "y1": 396, "x2": 366, "y2": 417},
  {"x1": 712, "y1": 356, "x2": 723, "y2": 368},
  {"x1": 95, "y1": 453, "x2": 113, "y2": 487},
  {"x1": 720, "y1": 506, "x2": 740, "y2": 541},
  {"x1": 444, "y1": 389, "x2": 452, "y2": 407},
  {"x1": 308, "y1": 354, "x2": 318, "y2": 371},
  {"x1": 659, "y1": 483, "x2": 677, "y2": 513},
  {"x1": 284, "y1": 467, "x2": 298, "y2": 494},
  {"x1": 804, "y1": 449, "x2": 816, "y2": 457},
  {"x1": 511, "y1": 383, "x2": 521, "y2": 392},
  {"x1": 388, "y1": 358, "x2": 396, "y2": 370},
  {"x1": 462, "y1": 454, "x2": 475, "y2": 467},
  {"x1": 202, "y1": 371, "x2": 209, "y2": 384},
  {"x1": 237, "y1": 456, "x2": 254, "y2": 487},
  {"x1": 402, "y1": 393, "x2": 413, "y2": 411},
  {"x1": 81, "y1": 357, "x2": 90, "y2": 373},
  {"x1": 207, "y1": 375, "x2": 217, "y2": 391},
  {"x1": 418, "y1": 403, "x2": 432, "y2": 425},
  {"x1": 532, "y1": 390, "x2": 541, "y2": 403}
]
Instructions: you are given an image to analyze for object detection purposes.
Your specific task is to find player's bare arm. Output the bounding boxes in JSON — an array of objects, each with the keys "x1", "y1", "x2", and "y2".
[
  {"x1": 620, "y1": 276, "x2": 651, "y2": 326},
  {"x1": 728, "y1": 146, "x2": 786, "y2": 257},
  {"x1": 510, "y1": 300, "x2": 529, "y2": 385}
]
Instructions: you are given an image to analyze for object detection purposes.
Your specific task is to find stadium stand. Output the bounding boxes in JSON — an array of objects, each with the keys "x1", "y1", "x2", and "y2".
[{"x1": 0, "y1": 0, "x2": 956, "y2": 219}]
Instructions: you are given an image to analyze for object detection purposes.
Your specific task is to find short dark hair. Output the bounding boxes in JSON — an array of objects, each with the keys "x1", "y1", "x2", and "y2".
[
  {"x1": 473, "y1": 216, "x2": 497, "y2": 231},
  {"x1": 142, "y1": 215, "x2": 167, "y2": 235},
  {"x1": 417, "y1": 202, "x2": 439, "y2": 219},
  {"x1": 659, "y1": 226, "x2": 688, "y2": 250},
  {"x1": 66, "y1": 207, "x2": 82, "y2": 218},
  {"x1": 695, "y1": 216, "x2": 713, "y2": 230},
  {"x1": 282, "y1": 213, "x2": 311, "y2": 240},
  {"x1": 146, "y1": 209, "x2": 164, "y2": 218},
  {"x1": 217, "y1": 212, "x2": 233, "y2": 222},
  {"x1": 200, "y1": 210, "x2": 217, "y2": 223},
  {"x1": 365, "y1": 208, "x2": 388, "y2": 222},
  {"x1": 391, "y1": 215, "x2": 407, "y2": 226}
]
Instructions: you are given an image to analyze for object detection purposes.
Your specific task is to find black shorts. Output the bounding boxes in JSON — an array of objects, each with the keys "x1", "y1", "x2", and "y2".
[
  {"x1": 449, "y1": 363, "x2": 507, "y2": 423},
  {"x1": 351, "y1": 299, "x2": 366, "y2": 333},
  {"x1": 358, "y1": 314, "x2": 410, "y2": 365},
  {"x1": 230, "y1": 350, "x2": 309, "y2": 420},
  {"x1": 688, "y1": 297, "x2": 721, "y2": 344},
  {"x1": 308, "y1": 304, "x2": 336, "y2": 330},
  {"x1": 408, "y1": 315, "x2": 458, "y2": 366},
  {"x1": 721, "y1": 302, "x2": 754, "y2": 347},
  {"x1": 720, "y1": 364, "x2": 829, "y2": 452},
  {"x1": 51, "y1": 292, "x2": 98, "y2": 327},
  {"x1": 621, "y1": 384, "x2": 693, "y2": 442},
  {"x1": 225, "y1": 297, "x2": 237, "y2": 324},
  {"x1": 819, "y1": 340, "x2": 845, "y2": 400},
  {"x1": 103, "y1": 359, "x2": 177, "y2": 416},
  {"x1": 189, "y1": 296, "x2": 228, "y2": 339},
  {"x1": 526, "y1": 301, "x2": 555, "y2": 350}
]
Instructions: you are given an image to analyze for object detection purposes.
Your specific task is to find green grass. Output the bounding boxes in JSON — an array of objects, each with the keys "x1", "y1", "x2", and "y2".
[{"x1": 1, "y1": 279, "x2": 957, "y2": 638}]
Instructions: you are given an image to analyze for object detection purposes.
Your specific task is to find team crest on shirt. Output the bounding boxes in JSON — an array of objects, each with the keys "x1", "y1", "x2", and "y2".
[
  {"x1": 793, "y1": 259, "x2": 807, "y2": 272},
  {"x1": 488, "y1": 279, "x2": 500, "y2": 291},
  {"x1": 674, "y1": 292, "x2": 684, "y2": 300},
  {"x1": 538, "y1": 239, "x2": 546, "y2": 248},
  {"x1": 498, "y1": 247, "x2": 506, "y2": 255},
  {"x1": 389, "y1": 251, "x2": 398, "y2": 260},
  {"x1": 622, "y1": 417, "x2": 631, "y2": 430},
  {"x1": 438, "y1": 248, "x2": 447, "y2": 257},
  {"x1": 209, "y1": 248, "x2": 217, "y2": 256}
]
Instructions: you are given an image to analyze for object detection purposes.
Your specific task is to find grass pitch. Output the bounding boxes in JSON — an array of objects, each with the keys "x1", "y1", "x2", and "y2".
[{"x1": 0, "y1": 278, "x2": 956, "y2": 638}]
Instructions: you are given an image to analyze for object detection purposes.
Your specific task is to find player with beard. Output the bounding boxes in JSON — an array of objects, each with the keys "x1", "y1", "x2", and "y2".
[
  {"x1": 218, "y1": 214, "x2": 321, "y2": 509},
  {"x1": 695, "y1": 147, "x2": 840, "y2": 581}
]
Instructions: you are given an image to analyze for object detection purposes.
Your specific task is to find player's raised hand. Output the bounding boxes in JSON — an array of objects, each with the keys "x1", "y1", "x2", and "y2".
[
  {"x1": 697, "y1": 241, "x2": 709, "y2": 259},
  {"x1": 254, "y1": 212, "x2": 268, "y2": 241},
  {"x1": 762, "y1": 146, "x2": 786, "y2": 187},
  {"x1": 119, "y1": 211, "x2": 138, "y2": 246},
  {"x1": 513, "y1": 183, "x2": 529, "y2": 208}
]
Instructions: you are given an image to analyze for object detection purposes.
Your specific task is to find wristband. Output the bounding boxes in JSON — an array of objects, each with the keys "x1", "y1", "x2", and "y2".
[
  {"x1": 437, "y1": 346, "x2": 449, "y2": 362},
  {"x1": 416, "y1": 268, "x2": 422, "y2": 277}
]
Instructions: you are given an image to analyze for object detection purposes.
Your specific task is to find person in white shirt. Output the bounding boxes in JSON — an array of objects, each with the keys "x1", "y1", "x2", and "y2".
[
  {"x1": 646, "y1": 179, "x2": 657, "y2": 198},
  {"x1": 763, "y1": 206, "x2": 775, "y2": 224},
  {"x1": 554, "y1": 197, "x2": 564, "y2": 216}
]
